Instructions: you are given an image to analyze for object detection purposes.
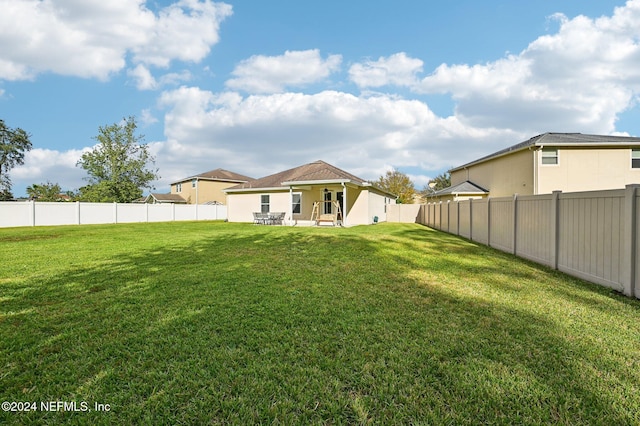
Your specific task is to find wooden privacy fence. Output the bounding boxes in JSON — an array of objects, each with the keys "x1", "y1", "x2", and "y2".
[
  {"x1": 0, "y1": 201, "x2": 227, "y2": 228},
  {"x1": 390, "y1": 185, "x2": 640, "y2": 299}
]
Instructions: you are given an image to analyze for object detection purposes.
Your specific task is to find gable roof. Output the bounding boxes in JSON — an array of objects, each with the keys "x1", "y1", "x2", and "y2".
[
  {"x1": 171, "y1": 168, "x2": 253, "y2": 185},
  {"x1": 146, "y1": 193, "x2": 187, "y2": 203},
  {"x1": 451, "y1": 132, "x2": 640, "y2": 172},
  {"x1": 430, "y1": 181, "x2": 488, "y2": 197},
  {"x1": 225, "y1": 160, "x2": 394, "y2": 196}
]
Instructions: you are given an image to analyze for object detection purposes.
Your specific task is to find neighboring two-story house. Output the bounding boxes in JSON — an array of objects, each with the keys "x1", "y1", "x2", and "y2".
[
  {"x1": 170, "y1": 168, "x2": 253, "y2": 204},
  {"x1": 431, "y1": 133, "x2": 640, "y2": 201}
]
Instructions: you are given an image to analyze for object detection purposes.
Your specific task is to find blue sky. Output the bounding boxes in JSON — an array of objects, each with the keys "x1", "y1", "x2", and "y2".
[{"x1": 1, "y1": 0, "x2": 639, "y2": 197}]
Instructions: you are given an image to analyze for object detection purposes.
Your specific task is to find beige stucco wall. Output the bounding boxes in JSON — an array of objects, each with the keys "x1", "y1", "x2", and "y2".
[
  {"x1": 451, "y1": 149, "x2": 534, "y2": 197},
  {"x1": 537, "y1": 148, "x2": 640, "y2": 194},
  {"x1": 226, "y1": 184, "x2": 395, "y2": 225},
  {"x1": 171, "y1": 180, "x2": 240, "y2": 204}
]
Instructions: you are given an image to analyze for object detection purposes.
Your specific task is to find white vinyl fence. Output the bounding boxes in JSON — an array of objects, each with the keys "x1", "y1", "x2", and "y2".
[
  {"x1": 0, "y1": 201, "x2": 227, "y2": 228},
  {"x1": 389, "y1": 185, "x2": 640, "y2": 299}
]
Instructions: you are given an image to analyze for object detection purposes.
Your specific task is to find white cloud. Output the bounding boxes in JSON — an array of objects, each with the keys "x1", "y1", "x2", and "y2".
[
  {"x1": 128, "y1": 64, "x2": 191, "y2": 90},
  {"x1": 12, "y1": 148, "x2": 89, "y2": 193},
  {"x1": 151, "y1": 86, "x2": 516, "y2": 190},
  {"x1": 140, "y1": 109, "x2": 159, "y2": 126},
  {"x1": 0, "y1": 0, "x2": 232, "y2": 81},
  {"x1": 416, "y1": 1, "x2": 640, "y2": 134},
  {"x1": 132, "y1": 0, "x2": 233, "y2": 67},
  {"x1": 349, "y1": 52, "x2": 424, "y2": 88},
  {"x1": 128, "y1": 64, "x2": 158, "y2": 90},
  {"x1": 225, "y1": 49, "x2": 342, "y2": 93}
]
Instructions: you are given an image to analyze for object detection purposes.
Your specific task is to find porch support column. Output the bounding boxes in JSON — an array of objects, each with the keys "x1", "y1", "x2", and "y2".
[
  {"x1": 342, "y1": 181, "x2": 348, "y2": 227},
  {"x1": 289, "y1": 186, "x2": 294, "y2": 226}
]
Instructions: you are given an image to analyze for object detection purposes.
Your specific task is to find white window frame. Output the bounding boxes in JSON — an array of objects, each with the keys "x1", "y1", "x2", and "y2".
[
  {"x1": 541, "y1": 148, "x2": 559, "y2": 165},
  {"x1": 176, "y1": 183, "x2": 182, "y2": 192},
  {"x1": 632, "y1": 149, "x2": 640, "y2": 169},
  {"x1": 192, "y1": 179, "x2": 197, "y2": 188},
  {"x1": 260, "y1": 194, "x2": 270, "y2": 213},
  {"x1": 291, "y1": 192, "x2": 302, "y2": 215}
]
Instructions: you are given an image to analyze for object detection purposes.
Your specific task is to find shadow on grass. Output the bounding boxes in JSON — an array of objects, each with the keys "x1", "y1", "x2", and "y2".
[{"x1": 1, "y1": 222, "x2": 639, "y2": 424}]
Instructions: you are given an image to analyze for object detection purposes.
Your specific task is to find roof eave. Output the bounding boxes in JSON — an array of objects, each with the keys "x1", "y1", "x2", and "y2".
[
  {"x1": 281, "y1": 179, "x2": 361, "y2": 186},
  {"x1": 224, "y1": 186, "x2": 286, "y2": 193},
  {"x1": 170, "y1": 177, "x2": 249, "y2": 185},
  {"x1": 450, "y1": 145, "x2": 533, "y2": 172}
]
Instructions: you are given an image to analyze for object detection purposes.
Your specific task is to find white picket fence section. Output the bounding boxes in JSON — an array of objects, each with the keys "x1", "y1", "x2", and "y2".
[
  {"x1": 388, "y1": 185, "x2": 640, "y2": 299},
  {"x1": 0, "y1": 201, "x2": 227, "y2": 228}
]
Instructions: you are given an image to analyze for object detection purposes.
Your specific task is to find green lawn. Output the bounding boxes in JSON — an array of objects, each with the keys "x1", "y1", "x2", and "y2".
[{"x1": 1, "y1": 222, "x2": 639, "y2": 425}]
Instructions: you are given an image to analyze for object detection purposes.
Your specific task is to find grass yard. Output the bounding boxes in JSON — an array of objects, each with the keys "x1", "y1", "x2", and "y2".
[{"x1": 1, "y1": 221, "x2": 639, "y2": 425}]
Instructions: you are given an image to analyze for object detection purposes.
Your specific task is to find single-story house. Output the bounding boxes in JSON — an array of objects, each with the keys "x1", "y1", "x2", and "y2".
[
  {"x1": 431, "y1": 132, "x2": 640, "y2": 201},
  {"x1": 143, "y1": 193, "x2": 188, "y2": 204},
  {"x1": 170, "y1": 168, "x2": 253, "y2": 204},
  {"x1": 224, "y1": 160, "x2": 397, "y2": 226},
  {"x1": 429, "y1": 181, "x2": 489, "y2": 202}
]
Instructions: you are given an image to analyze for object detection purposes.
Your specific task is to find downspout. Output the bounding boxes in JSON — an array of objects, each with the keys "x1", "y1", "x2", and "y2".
[
  {"x1": 288, "y1": 186, "x2": 293, "y2": 226},
  {"x1": 195, "y1": 178, "x2": 199, "y2": 204},
  {"x1": 342, "y1": 181, "x2": 348, "y2": 227},
  {"x1": 531, "y1": 145, "x2": 543, "y2": 195},
  {"x1": 533, "y1": 148, "x2": 537, "y2": 195},
  {"x1": 195, "y1": 177, "x2": 199, "y2": 220}
]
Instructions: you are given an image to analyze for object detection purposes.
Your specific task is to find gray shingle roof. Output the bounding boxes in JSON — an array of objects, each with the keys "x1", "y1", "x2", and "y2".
[
  {"x1": 227, "y1": 160, "x2": 370, "y2": 190},
  {"x1": 148, "y1": 193, "x2": 187, "y2": 203},
  {"x1": 172, "y1": 168, "x2": 253, "y2": 185},
  {"x1": 451, "y1": 132, "x2": 640, "y2": 172},
  {"x1": 430, "y1": 181, "x2": 488, "y2": 197}
]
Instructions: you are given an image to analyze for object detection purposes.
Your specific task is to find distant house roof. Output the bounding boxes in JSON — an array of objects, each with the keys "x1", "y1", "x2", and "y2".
[
  {"x1": 171, "y1": 168, "x2": 253, "y2": 185},
  {"x1": 451, "y1": 132, "x2": 640, "y2": 172},
  {"x1": 225, "y1": 160, "x2": 396, "y2": 197},
  {"x1": 430, "y1": 181, "x2": 488, "y2": 198},
  {"x1": 146, "y1": 193, "x2": 187, "y2": 204}
]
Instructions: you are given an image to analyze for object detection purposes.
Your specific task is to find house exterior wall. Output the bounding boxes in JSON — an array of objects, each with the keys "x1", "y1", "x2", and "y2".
[
  {"x1": 171, "y1": 180, "x2": 239, "y2": 204},
  {"x1": 226, "y1": 185, "x2": 395, "y2": 225},
  {"x1": 368, "y1": 190, "x2": 392, "y2": 225},
  {"x1": 451, "y1": 149, "x2": 534, "y2": 197},
  {"x1": 537, "y1": 147, "x2": 640, "y2": 194},
  {"x1": 226, "y1": 191, "x2": 290, "y2": 223}
]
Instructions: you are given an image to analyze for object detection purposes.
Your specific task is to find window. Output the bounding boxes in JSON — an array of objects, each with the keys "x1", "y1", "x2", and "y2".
[
  {"x1": 324, "y1": 191, "x2": 332, "y2": 214},
  {"x1": 541, "y1": 148, "x2": 558, "y2": 165},
  {"x1": 260, "y1": 194, "x2": 270, "y2": 213},
  {"x1": 633, "y1": 149, "x2": 640, "y2": 169},
  {"x1": 192, "y1": 179, "x2": 197, "y2": 188},
  {"x1": 292, "y1": 193, "x2": 301, "y2": 214},
  {"x1": 176, "y1": 183, "x2": 182, "y2": 192}
]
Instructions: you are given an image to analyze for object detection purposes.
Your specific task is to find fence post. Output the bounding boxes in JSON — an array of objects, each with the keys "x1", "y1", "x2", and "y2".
[
  {"x1": 551, "y1": 191, "x2": 561, "y2": 270},
  {"x1": 469, "y1": 198, "x2": 473, "y2": 241},
  {"x1": 622, "y1": 185, "x2": 638, "y2": 298},
  {"x1": 456, "y1": 200, "x2": 460, "y2": 236},
  {"x1": 446, "y1": 201, "x2": 450, "y2": 233},
  {"x1": 30, "y1": 200, "x2": 36, "y2": 226},
  {"x1": 487, "y1": 198, "x2": 491, "y2": 247},
  {"x1": 113, "y1": 202, "x2": 118, "y2": 224},
  {"x1": 76, "y1": 201, "x2": 81, "y2": 225},
  {"x1": 512, "y1": 194, "x2": 518, "y2": 255}
]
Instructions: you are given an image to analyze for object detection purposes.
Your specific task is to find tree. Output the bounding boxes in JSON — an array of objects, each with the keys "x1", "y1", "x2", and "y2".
[
  {"x1": 0, "y1": 119, "x2": 33, "y2": 200},
  {"x1": 76, "y1": 116, "x2": 159, "y2": 203},
  {"x1": 422, "y1": 171, "x2": 451, "y2": 195},
  {"x1": 26, "y1": 181, "x2": 63, "y2": 201},
  {"x1": 376, "y1": 168, "x2": 416, "y2": 204}
]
